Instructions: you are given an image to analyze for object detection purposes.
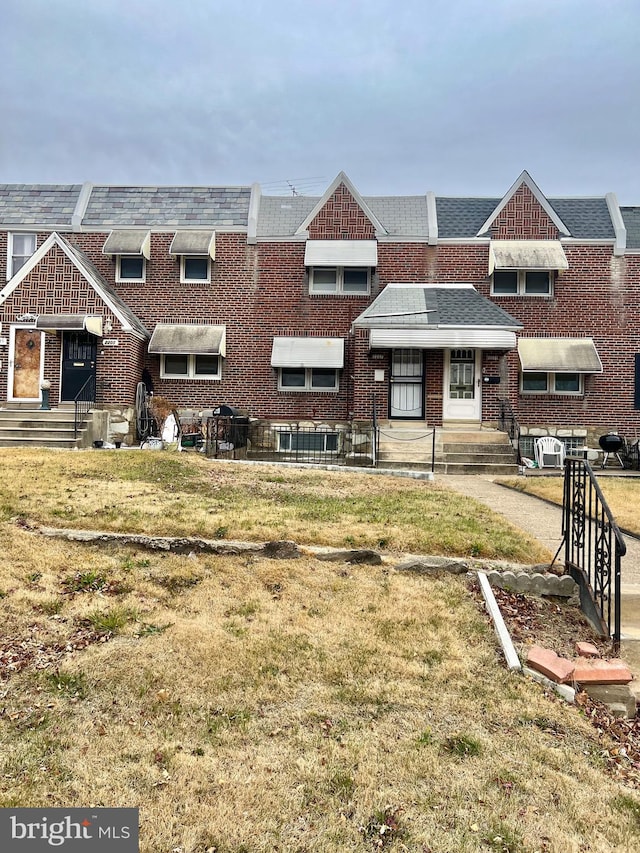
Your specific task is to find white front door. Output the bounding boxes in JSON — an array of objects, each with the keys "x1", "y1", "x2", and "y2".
[
  {"x1": 390, "y1": 349, "x2": 423, "y2": 418},
  {"x1": 443, "y1": 348, "x2": 481, "y2": 421}
]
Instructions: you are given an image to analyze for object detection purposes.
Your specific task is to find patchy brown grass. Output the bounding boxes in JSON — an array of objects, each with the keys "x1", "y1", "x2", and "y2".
[
  {"x1": 1, "y1": 525, "x2": 640, "y2": 853},
  {"x1": 497, "y1": 475, "x2": 640, "y2": 537},
  {"x1": 0, "y1": 449, "x2": 550, "y2": 562},
  {"x1": 1, "y1": 450, "x2": 639, "y2": 852}
]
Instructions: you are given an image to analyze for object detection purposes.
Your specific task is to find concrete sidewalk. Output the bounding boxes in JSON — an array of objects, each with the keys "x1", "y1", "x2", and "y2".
[{"x1": 440, "y1": 475, "x2": 640, "y2": 659}]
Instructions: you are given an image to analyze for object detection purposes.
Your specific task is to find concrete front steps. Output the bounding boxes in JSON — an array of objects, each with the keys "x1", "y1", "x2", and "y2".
[
  {"x1": 0, "y1": 407, "x2": 88, "y2": 449},
  {"x1": 377, "y1": 421, "x2": 519, "y2": 475}
]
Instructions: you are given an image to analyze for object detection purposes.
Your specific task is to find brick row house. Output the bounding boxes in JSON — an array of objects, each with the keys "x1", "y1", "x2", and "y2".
[{"x1": 0, "y1": 171, "x2": 639, "y2": 462}]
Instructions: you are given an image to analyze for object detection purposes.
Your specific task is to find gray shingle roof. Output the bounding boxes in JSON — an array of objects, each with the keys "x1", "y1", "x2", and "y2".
[
  {"x1": 256, "y1": 196, "x2": 317, "y2": 237},
  {"x1": 0, "y1": 184, "x2": 82, "y2": 226},
  {"x1": 354, "y1": 285, "x2": 522, "y2": 328},
  {"x1": 548, "y1": 198, "x2": 614, "y2": 239},
  {"x1": 621, "y1": 208, "x2": 640, "y2": 250},
  {"x1": 365, "y1": 196, "x2": 429, "y2": 236},
  {"x1": 435, "y1": 198, "x2": 500, "y2": 239},
  {"x1": 83, "y1": 186, "x2": 251, "y2": 228}
]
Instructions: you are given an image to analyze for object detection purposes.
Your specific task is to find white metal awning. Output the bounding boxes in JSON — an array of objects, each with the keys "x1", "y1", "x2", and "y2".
[
  {"x1": 271, "y1": 337, "x2": 344, "y2": 368},
  {"x1": 369, "y1": 328, "x2": 517, "y2": 350},
  {"x1": 102, "y1": 230, "x2": 151, "y2": 259},
  {"x1": 304, "y1": 240, "x2": 378, "y2": 267},
  {"x1": 148, "y1": 324, "x2": 226, "y2": 356},
  {"x1": 169, "y1": 231, "x2": 216, "y2": 259},
  {"x1": 518, "y1": 338, "x2": 603, "y2": 373},
  {"x1": 35, "y1": 314, "x2": 103, "y2": 337},
  {"x1": 489, "y1": 240, "x2": 568, "y2": 274}
]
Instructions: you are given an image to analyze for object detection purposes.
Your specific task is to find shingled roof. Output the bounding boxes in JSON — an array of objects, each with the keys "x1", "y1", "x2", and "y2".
[
  {"x1": 0, "y1": 184, "x2": 82, "y2": 226},
  {"x1": 621, "y1": 208, "x2": 640, "y2": 250}
]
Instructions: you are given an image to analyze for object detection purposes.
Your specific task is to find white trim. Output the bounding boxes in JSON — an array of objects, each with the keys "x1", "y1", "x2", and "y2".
[
  {"x1": 247, "y1": 182, "x2": 260, "y2": 245},
  {"x1": 160, "y1": 352, "x2": 222, "y2": 380},
  {"x1": 520, "y1": 371, "x2": 584, "y2": 396},
  {"x1": 370, "y1": 328, "x2": 517, "y2": 349},
  {"x1": 605, "y1": 192, "x2": 627, "y2": 256},
  {"x1": 426, "y1": 191, "x2": 438, "y2": 245},
  {"x1": 476, "y1": 170, "x2": 571, "y2": 237},
  {"x1": 491, "y1": 269, "x2": 553, "y2": 297},
  {"x1": 294, "y1": 171, "x2": 388, "y2": 236},
  {"x1": 304, "y1": 239, "x2": 377, "y2": 267},
  {"x1": 71, "y1": 182, "x2": 93, "y2": 231},
  {"x1": 116, "y1": 255, "x2": 146, "y2": 283},
  {"x1": 179, "y1": 255, "x2": 211, "y2": 284},
  {"x1": 443, "y1": 348, "x2": 481, "y2": 421},
  {"x1": 6, "y1": 232, "x2": 37, "y2": 280},
  {"x1": 309, "y1": 266, "x2": 370, "y2": 296},
  {"x1": 277, "y1": 366, "x2": 340, "y2": 392}
]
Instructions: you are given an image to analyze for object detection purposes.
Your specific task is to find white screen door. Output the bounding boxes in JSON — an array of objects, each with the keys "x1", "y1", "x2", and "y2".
[{"x1": 443, "y1": 349, "x2": 481, "y2": 421}]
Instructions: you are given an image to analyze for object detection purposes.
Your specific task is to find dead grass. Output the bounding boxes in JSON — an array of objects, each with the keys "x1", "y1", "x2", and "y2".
[
  {"x1": 497, "y1": 474, "x2": 640, "y2": 537},
  {"x1": 1, "y1": 527, "x2": 640, "y2": 852},
  {"x1": 0, "y1": 448, "x2": 551, "y2": 562},
  {"x1": 1, "y1": 450, "x2": 639, "y2": 851}
]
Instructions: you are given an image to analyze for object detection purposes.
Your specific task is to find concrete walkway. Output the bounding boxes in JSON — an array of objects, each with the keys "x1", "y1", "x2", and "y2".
[{"x1": 440, "y1": 476, "x2": 640, "y2": 671}]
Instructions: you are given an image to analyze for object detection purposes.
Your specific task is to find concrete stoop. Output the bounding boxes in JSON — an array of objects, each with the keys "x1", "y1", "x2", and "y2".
[
  {"x1": 376, "y1": 422, "x2": 518, "y2": 475},
  {"x1": 0, "y1": 408, "x2": 89, "y2": 449}
]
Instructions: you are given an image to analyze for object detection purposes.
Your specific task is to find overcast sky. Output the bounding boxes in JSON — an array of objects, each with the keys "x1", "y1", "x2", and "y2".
[{"x1": 2, "y1": 0, "x2": 639, "y2": 201}]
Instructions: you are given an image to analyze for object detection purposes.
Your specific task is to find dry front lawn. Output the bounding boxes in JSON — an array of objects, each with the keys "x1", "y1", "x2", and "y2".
[{"x1": 1, "y1": 451, "x2": 639, "y2": 851}]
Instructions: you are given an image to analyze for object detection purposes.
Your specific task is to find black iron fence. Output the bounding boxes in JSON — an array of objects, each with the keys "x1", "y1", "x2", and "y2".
[
  {"x1": 562, "y1": 457, "x2": 626, "y2": 650},
  {"x1": 205, "y1": 418, "x2": 376, "y2": 467}
]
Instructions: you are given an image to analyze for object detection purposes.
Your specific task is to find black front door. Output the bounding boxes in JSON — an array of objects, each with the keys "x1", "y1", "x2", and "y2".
[{"x1": 61, "y1": 331, "x2": 97, "y2": 401}]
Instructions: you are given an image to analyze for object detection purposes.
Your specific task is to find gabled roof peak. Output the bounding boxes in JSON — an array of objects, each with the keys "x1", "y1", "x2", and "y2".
[
  {"x1": 294, "y1": 171, "x2": 388, "y2": 236},
  {"x1": 477, "y1": 170, "x2": 571, "y2": 237}
]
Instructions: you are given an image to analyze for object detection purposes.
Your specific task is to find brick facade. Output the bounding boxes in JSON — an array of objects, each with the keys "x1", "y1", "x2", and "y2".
[{"x1": 1, "y1": 173, "x2": 639, "y2": 445}]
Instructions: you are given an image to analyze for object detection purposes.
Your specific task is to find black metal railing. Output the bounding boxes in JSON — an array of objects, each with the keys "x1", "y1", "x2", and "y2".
[
  {"x1": 372, "y1": 398, "x2": 379, "y2": 468},
  {"x1": 497, "y1": 398, "x2": 522, "y2": 463},
  {"x1": 205, "y1": 419, "x2": 376, "y2": 467},
  {"x1": 562, "y1": 457, "x2": 626, "y2": 650},
  {"x1": 74, "y1": 375, "x2": 96, "y2": 438}
]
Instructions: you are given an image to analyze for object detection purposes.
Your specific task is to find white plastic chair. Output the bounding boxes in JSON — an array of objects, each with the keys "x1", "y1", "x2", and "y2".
[{"x1": 534, "y1": 436, "x2": 565, "y2": 469}]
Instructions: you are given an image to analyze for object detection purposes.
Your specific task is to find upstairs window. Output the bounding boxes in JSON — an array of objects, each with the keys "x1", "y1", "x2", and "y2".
[
  {"x1": 8, "y1": 233, "x2": 36, "y2": 279},
  {"x1": 310, "y1": 266, "x2": 370, "y2": 295},
  {"x1": 181, "y1": 256, "x2": 210, "y2": 283},
  {"x1": 117, "y1": 255, "x2": 145, "y2": 282},
  {"x1": 492, "y1": 270, "x2": 552, "y2": 296}
]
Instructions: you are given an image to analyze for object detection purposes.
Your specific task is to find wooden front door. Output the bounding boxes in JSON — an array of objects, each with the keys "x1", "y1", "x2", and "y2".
[{"x1": 9, "y1": 328, "x2": 43, "y2": 400}]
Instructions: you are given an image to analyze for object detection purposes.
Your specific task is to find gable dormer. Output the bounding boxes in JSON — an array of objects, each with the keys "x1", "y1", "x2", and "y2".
[
  {"x1": 295, "y1": 172, "x2": 387, "y2": 240},
  {"x1": 477, "y1": 170, "x2": 570, "y2": 240}
]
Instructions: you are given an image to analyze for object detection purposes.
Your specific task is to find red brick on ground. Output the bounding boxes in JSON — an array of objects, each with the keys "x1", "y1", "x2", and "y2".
[
  {"x1": 575, "y1": 642, "x2": 601, "y2": 659},
  {"x1": 526, "y1": 645, "x2": 575, "y2": 683},
  {"x1": 572, "y1": 659, "x2": 633, "y2": 685}
]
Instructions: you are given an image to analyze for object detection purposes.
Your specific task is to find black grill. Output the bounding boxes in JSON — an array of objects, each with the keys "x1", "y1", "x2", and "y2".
[{"x1": 598, "y1": 433, "x2": 623, "y2": 453}]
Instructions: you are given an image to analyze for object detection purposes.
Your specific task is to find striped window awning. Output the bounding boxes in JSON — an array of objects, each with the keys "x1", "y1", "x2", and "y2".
[{"x1": 369, "y1": 328, "x2": 517, "y2": 350}]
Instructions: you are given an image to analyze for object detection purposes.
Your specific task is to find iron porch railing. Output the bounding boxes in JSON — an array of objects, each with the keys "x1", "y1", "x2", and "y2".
[
  {"x1": 74, "y1": 374, "x2": 96, "y2": 438},
  {"x1": 562, "y1": 457, "x2": 626, "y2": 650},
  {"x1": 497, "y1": 398, "x2": 522, "y2": 463}
]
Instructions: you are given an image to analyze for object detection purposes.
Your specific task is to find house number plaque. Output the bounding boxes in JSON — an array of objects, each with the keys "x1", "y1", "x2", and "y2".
[{"x1": 103, "y1": 339, "x2": 119, "y2": 347}]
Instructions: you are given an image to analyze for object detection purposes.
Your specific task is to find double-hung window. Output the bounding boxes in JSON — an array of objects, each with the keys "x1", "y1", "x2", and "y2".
[
  {"x1": 492, "y1": 270, "x2": 552, "y2": 296},
  {"x1": 310, "y1": 266, "x2": 370, "y2": 295},
  {"x1": 271, "y1": 336, "x2": 344, "y2": 393},
  {"x1": 8, "y1": 233, "x2": 36, "y2": 279}
]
